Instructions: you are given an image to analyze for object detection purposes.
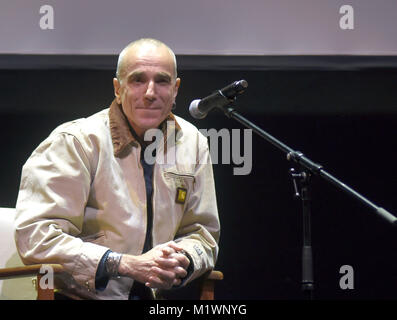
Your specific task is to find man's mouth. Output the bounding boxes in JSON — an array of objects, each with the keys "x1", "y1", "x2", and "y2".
[{"x1": 137, "y1": 106, "x2": 162, "y2": 110}]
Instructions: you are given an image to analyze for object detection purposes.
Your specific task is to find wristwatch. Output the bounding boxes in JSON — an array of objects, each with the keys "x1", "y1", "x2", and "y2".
[{"x1": 105, "y1": 251, "x2": 123, "y2": 277}]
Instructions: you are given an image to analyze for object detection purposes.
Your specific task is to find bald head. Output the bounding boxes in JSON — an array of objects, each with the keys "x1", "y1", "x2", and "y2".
[{"x1": 116, "y1": 38, "x2": 178, "y2": 83}]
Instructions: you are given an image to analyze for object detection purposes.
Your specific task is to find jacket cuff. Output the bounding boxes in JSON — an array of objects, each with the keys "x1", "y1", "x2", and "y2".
[
  {"x1": 71, "y1": 242, "x2": 110, "y2": 292},
  {"x1": 95, "y1": 250, "x2": 112, "y2": 291},
  {"x1": 174, "y1": 240, "x2": 215, "y2": 285}
]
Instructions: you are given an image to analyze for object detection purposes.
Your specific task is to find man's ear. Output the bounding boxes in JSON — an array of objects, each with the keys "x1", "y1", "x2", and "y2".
[
  {"x1": 173, "y1": 77, "x2": 181, "y2": 100},
  {"x1": 113, "y1": 78, "x2": 122, "y2": 104}
]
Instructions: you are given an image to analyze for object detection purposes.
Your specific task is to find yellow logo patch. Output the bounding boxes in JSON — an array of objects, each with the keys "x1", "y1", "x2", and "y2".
[{"x1": 175, "y1": 187, "x2": 187, "y2": 204}]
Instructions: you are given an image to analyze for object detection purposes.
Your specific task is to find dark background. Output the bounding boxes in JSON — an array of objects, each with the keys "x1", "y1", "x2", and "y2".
[{"x1": 1, "y1": 55, "x2": 396, "y2": 300}]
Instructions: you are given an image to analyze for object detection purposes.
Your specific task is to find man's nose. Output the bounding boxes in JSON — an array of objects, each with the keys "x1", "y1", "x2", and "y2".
[{"x1": 144, "y1": 80, "x2": 156, "y2": 100}]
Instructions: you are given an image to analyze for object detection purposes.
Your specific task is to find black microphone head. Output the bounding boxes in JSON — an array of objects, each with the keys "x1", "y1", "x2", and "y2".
[
  {"x1": 190, "y1": 80, "x2": 248, "y2": 120},
  {"x1": 234, "y1": 80, "x2": 248, "y2": 94},
  {"x1": 222, "y1": 80, "x2": 248, "y2": 98},
  {"x1": 236, "y1": 80, "x2": 248, "y2": 89}
]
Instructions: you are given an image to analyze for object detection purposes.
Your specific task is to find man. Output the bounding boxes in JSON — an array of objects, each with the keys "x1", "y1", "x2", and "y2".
[{"x1": 14, "y1": 38, "x2": 220, "y2": 300}]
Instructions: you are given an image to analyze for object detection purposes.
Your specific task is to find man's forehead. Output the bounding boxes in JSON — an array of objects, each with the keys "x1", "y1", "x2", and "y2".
[
  {"x1": 133, "y1": 42, "x2": 168, "y2": 56},
  {"x1": 125, "y1": 45, "x2": 174, "y2": 68},
  {"x1": 126, "y1": 69, "x2": 172, "y2": 80},
  {"x1": 123, "y1": 61, "x2": 174, "y2": 81}
]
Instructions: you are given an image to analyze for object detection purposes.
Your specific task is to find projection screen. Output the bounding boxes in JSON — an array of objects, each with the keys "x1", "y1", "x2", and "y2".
[{"x1": 0, "y1": 0, "x2": 396, "y2": 56}]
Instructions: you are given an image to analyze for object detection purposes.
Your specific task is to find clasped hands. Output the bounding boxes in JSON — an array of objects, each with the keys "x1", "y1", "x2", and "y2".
[{"x1": 118, "y1": 241, "x2": 190, "y2": 289}]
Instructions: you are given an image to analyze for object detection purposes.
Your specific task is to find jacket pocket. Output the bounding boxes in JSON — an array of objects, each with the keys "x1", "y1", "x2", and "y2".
[
  {"x1": 162, "y1": 171, "x2": 195, "y2": 205},
  {"x1": 163, "y1": 171, "x2": 195, "y2": 184}
]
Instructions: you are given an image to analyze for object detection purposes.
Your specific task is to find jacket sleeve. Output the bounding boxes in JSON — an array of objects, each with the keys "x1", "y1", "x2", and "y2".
[
  {"x1": 174, "y1": 133, "x2": 220, "y2": 284},
  {"x1": 14, "y1": 132, "x2": 109, "y2": 292}
]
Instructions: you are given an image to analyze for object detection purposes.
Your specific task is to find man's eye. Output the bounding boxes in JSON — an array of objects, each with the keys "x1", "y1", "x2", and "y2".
[
  {"x1": 157, "y1": 78, "x2": 170, "y2": 84},
  {"x1": 128, "y1": 75, "x2": 145, "y2": 84}
]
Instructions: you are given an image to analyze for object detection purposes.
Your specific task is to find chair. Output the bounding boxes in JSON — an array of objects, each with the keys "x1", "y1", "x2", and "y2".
[
  {"x1": 0, "y1": 207, "x2": 65, "y2": 300},
  {"x1": 0, "y1": 207, "x2": 223, "y2": 300}
]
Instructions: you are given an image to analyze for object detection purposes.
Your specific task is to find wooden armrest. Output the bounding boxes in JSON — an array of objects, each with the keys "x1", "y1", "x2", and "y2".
[
  {"x1": 0, "y1": 264, "x2": 64, "y2": 280},
  {"x1": 0, "y1": 264, "x2": 64, "y2": 300},
  {"x1": 200, "y1": 270, "x2": 224, "y2": 300},
  {"x1": 207, "y1": 270, "x2": 224, "y2": 281}
]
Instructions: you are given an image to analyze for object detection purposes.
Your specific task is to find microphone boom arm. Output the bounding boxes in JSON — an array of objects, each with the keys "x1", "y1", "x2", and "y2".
[
  {"x1": 220, "y1": 103, "x2": 397, "y2": 225},
  {"x1": 217, "y1": 101, "x2": 396, "y2": 299}
]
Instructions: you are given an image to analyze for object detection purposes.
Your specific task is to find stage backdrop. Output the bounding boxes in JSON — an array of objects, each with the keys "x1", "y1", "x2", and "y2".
[{"x1": 0, "y1": 0, "x2": 397, "y2": 55}]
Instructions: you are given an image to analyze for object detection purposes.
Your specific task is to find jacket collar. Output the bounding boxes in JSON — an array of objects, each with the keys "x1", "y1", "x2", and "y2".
[{"x1": 108, "y1": 99, "x2": 181, "y2": 157}]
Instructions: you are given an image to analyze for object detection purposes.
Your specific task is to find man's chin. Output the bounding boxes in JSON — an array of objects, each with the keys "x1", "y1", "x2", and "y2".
[{"x1": 134, "y1": 119, "x2": 164, "y2": 136}]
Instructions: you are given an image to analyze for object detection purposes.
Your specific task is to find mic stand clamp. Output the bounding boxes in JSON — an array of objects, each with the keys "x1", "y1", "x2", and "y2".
[{"x1": 220, "y1": 102, "x2": 237, "y2": 119}]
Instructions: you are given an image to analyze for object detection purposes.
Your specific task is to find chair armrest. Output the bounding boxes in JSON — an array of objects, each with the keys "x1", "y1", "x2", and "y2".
[
  {"x1": 200, "y1": 270, "x2": 224, "y2": 300},
  {"x1": 0, "y1": 264, "x2": 64, "y2": 280},
  {"x1": 207, "y1": 270, "x2": 224, "y2": 281},
  {"x1": 0, "y1": 264, "x2": 65, "y2": 300}
]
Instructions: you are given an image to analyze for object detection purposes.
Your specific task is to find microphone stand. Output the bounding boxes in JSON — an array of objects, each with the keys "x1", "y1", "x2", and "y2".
[{"x1": 217, "y1": 102, "x2": 397, "y2": 300}]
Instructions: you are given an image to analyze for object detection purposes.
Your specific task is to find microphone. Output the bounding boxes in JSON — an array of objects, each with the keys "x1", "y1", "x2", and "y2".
[{"x1": 189, "y1": 80, "x2": 248, "y2": 119}]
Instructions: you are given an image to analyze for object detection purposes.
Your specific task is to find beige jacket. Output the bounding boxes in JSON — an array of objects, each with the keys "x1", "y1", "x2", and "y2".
[{"x1": 14, "y1": 101, "x2": 220, "y2": 300}]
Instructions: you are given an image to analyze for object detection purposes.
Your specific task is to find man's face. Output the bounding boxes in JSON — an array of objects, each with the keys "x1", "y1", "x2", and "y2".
[{"x1": 113, "y1": 44, "x2": 180, "y2": 139}]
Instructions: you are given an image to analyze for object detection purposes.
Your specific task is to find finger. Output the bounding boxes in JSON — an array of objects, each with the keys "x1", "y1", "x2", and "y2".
[
  {"x1": 173, "y1": 278, "x2": 182, "y2": 287},
  {"x1": 167, "y1": 242, "x2": 184, "y2": 252},
  {"x1": 161, "y1": 246, "x2": 176, "y2": 256},
  {"x1": 145, "y1": 274, "x2": 176, "y2": 290},
  {"x1": 151, "y1": 266, "x2": 176, "y2": 283},
  {"x1": 153, "y1": 256, "x2": 188, "y2": 279},
  {"x1": 158, "y1": 241, "x2": 178, "y2": 251},
  {"x1": 157, "y1": 253, "x2": 189, "y2": 270},
  {"x1": 170, "y1": 252, "x2": 190, "y2": 269},
  {"x1": 145, "y1": 269, "x2": 185, "y2": 289},
  {"x1": 153, "y1": 263, "x2": 187, "y2": 280},
  {"x1": 155, "y1": 256, "x2": 179, "y2": 268},
  {"x1": 173, "y1": 266, "x2": 188, "y2": 279},
  {"x1": 153, "y1": 241, "x2": 175, "y2": 254},
  {"x1": 145, "y1": 275, "x2": 170, "y2": 289}
]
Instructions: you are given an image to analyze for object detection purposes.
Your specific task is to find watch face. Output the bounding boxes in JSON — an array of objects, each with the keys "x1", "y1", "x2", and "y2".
[
  {"x1": 105, "y1": 255, "x2": 112, "y2": 274},
  {"x1": 105, "y1": 252, "x2": 122, "y2": 276}
]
